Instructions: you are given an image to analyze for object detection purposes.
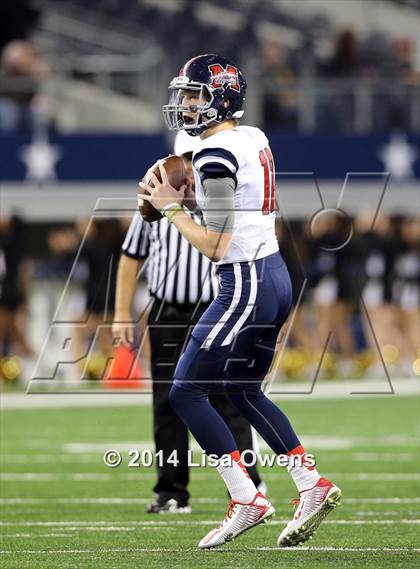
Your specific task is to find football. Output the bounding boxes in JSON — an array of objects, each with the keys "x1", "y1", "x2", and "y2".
[{"x1": 138, "y1": 154, "x2": 186, "y2": 222}]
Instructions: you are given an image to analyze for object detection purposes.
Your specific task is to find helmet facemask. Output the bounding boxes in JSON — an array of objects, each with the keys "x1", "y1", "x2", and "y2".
[{"x1": 162, "y1": 77, "x2": 218, "y2": 136}]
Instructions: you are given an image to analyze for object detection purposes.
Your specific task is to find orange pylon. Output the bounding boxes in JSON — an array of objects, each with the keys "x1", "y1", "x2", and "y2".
[{"x1": 103, "y1": 345, "x2": 144, "y2": 389}]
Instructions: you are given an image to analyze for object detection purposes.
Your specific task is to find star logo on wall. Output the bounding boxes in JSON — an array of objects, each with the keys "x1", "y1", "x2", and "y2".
[
  {"x1": 19, "y1": 133, "x2": 62, "y2": 183},
  {"x1": 378, "y1": 132, "x2": 418, "y2": 181}
]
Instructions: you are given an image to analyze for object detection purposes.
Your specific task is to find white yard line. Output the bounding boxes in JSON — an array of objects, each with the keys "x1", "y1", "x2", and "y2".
[
  {"x1": 349, "y1": 452, "x2": 416, "y2": 462},
  {"x1": 1, "y1": 454, "x2": 99, "y2": 463},
  {"x1": 3, "y1": 435, "x2": 417, "y2": 453},
  {"x1": 0, "y1": 497, "x2": 418, "y2": 507},
  {"x1": 2, "y1": 378, "x2": 419, "y2": 409},
  {"x1": 0, "y1": 546, "x2": 419, "y2": 554},
  {"x1": 327, "y1": 473, "x2": 420, "y2": 481},
  {"x1": 355, "y1": 511, "x2": 420, "y2": 516},
  {"x1": 345, "y1": 497, "x2": 420, "y2": 504},
  {"x1": 0, "y1": 473, "x2": 199, "y2": 481},
  {"x1": 4, "y1": 451, "x2": 417, "y2": 462},
  {"x1": 61, "y1": 435, "x2": 419, "y2": 453},
  {"x1": 253, "y1": 547, "x2": 420, "y2": 553},
  {"x1": 1, "y1": 472, "x2": 419, "y2": 482},
  {"x1": 0, "y1": 497, "x2": 220, "y2": 505},
  {"x1": 0, "y1": 520, "x2": 418, "y2": 527},
  {"x1": 1, "y1": 534, "x2": 33, "y2": 538},
  {"x1": 65, "y1": 442, "x2": 156, "y2": 452}
]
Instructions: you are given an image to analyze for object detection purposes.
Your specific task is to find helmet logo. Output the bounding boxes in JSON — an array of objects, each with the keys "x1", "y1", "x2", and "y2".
[{"x1": 208, "y1": 64, "x2": 240, "y2": 93}]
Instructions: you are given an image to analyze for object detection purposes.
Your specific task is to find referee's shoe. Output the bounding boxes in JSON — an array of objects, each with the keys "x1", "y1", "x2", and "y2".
[{"x1": 146, "y1": 493, "x2": 191, "y2": 514}]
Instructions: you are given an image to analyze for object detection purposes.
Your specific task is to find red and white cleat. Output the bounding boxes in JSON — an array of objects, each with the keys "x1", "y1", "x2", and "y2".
[
  {"x1": 198, "y1": 492, "x2": 275, "y2": 549},
  {"x1": 277, "y1": 477, "x2": 342, "y2": 547}
]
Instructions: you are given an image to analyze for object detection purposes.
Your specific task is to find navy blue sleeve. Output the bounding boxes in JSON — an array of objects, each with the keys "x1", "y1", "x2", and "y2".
[{"x1": 193, "y1": 147, "x2": 239, "y2": 187}]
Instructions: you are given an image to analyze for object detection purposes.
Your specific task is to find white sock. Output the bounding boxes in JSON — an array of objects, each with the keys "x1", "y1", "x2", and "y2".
[
  {"x1": 288, "y1": 448, "x2": 321, "y2": 493},
  {"x1": 216, "y1": 451, "x2": 257, "y2": 503}
]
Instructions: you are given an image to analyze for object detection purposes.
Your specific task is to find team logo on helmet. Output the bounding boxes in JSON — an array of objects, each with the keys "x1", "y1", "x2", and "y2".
[{"x1": 208, "y1": 64, "x2": 240, "y2": 93}]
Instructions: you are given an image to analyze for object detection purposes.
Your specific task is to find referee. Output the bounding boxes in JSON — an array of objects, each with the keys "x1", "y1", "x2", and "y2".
[{"x1": 113, "y1": 132, "x2": 264, "y2": 513}]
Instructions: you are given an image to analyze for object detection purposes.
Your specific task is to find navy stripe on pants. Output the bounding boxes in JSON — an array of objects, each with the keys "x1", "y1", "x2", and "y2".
[{"x1": 169, "y1": 252, "x2": 301, "y2": 457}]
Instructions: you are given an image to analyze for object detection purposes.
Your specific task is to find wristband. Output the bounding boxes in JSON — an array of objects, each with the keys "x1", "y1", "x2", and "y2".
[
  {"x1": 162, "y1": 202, "x2": 180, "y2": 214},
  {"x1": 164, "y1": 203, "x2": 183, "y2": 224}
]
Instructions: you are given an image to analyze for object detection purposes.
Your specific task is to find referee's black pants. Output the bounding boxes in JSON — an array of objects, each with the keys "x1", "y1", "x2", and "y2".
[{"x1": 148, "y1": 300, "x2": 262, "y2": 503}]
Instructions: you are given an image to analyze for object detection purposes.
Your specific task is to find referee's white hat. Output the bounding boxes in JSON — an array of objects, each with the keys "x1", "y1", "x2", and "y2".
[{"x1": 174, "y1": 130, "x2": 199, "y2": 157}]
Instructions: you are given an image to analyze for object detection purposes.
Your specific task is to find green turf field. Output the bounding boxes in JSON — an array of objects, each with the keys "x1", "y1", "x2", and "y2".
[{"x1": 1, "y1": 394, "x2": 419, "y2": 568}]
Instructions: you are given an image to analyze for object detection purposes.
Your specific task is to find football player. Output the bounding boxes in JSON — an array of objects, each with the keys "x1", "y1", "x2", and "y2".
[{"x1": 140, "y1": 54, "x2": 341, "y2": 549}]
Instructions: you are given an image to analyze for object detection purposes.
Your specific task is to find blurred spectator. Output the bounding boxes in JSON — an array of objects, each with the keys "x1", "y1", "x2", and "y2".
[
  {"x1": 259, "y1": 40, "x2": 299, "y2": 130},
  {"x1": 392, "y1": 38, "x2": 418, "y2": 81},
  {"x1": 35, "y1": 219, "x2": 125, "y2": 380},
  {"x1": 393, "y1": 217, "x2": 420, "y2": 370},
  {"x1": 307, "y1": 212, "x2": 356, "y2": 375},
  {"x1": 318, "y1": 29, "x2": 364, "y2": 131},
  {"x1": 277, "y1": 219, "x2": 315, "y2": 355},
  {"x1": 71, "y1": 218, "x2": 125, "y2": 378},
  {"x1": 0, "y1": 1, "x2": 413, "y2": 134},
  {"x1": 0, "y1": 215, "x2": 32, "y2": 359},
  {"x1": 3, "y1": 212, "x2": 416, "y2": 383},
  {"x1": 355, "y1": 213, "x2": 405, "y2": 375},
  {"x1": 0, "y1": 40, "x2": 49, "y2": 133},
  {"x1": 323, "y1": 30, "x2": 362, "y2": 78},
  {"x1": 272, "y1": 212, "x2": 419, "y2": 379}
]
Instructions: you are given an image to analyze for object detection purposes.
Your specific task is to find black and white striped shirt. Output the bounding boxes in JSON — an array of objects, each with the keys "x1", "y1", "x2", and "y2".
[{"x1": 121, "y1": 212, "x2": 219, "y2": 305}]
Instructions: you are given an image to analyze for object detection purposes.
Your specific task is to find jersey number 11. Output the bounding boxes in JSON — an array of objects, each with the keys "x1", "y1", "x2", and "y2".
[{"x1": 259, "y1": 147, "x2": 276, "y2": 215}]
